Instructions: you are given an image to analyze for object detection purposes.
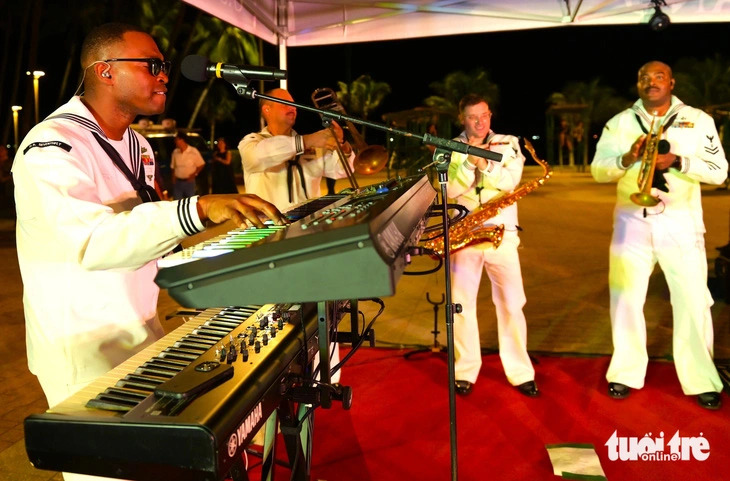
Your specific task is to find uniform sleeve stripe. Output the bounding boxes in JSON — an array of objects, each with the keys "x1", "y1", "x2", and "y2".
[
  {"x1": 294, "y1": 135, "x2": 304, "y2": 155},
  {"x1": 177, "y1": 197, "x2": 202, "y2": 236}
]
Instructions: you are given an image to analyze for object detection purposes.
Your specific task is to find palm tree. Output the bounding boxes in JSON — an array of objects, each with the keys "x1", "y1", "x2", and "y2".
[
  {"x1": 199, "y1": 83, "x2": 237, "y2": 143},
  {"x1": 0, "y1": 1, "x2": 32, "y2": 145},
  {"x1": 424, "y1": 68, "x2": 500, "y2": 116},
  {"x1": 335, "y1": 74, "x2": 391, "y2": 136},
  {"x1": 53, "y1": 0, "x2": 117, "y2": 106},
  {"x1": 187, "y1": 17, "x2": 260, "y2": 130},
  {"x1": 672, "y1": 53, "x2": 730, "y2": 110},
  {"x1": 133, "y1": 0, "x2": 192, "y2": 120},
  {"x1": 546, "y1": 79, "x2": 630, "y2": 168},
  {"x1": 673, "y1": 54, "x2": 730, "y2": 189}
]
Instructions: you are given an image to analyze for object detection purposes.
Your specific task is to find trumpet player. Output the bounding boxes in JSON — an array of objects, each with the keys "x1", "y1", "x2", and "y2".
[
  {"x1": 238, "y1": 88, "x2": 351, "y2": 385},
  {"x1": 238, "y1": 88, "x2": 355, "y2": 212},
  {"x1": 591, "y1": 61, "x2": 728, "y2": 409},
  {"x1": 447, "y1": 94, "x2": 538, "y2": 398}
]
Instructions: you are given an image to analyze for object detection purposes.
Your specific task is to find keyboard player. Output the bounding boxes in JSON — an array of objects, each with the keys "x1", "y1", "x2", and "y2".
[{"x1": 12, "y1": 23, "x2": 286, "y2": 481}]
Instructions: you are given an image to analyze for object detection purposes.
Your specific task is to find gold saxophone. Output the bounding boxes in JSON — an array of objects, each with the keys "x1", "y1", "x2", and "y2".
[{"x1": 423, "y1": 138, "x2": 552, "y2": 257}]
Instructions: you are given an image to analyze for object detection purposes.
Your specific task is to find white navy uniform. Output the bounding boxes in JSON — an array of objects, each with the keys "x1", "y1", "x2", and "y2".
[
  {"x1": 239, "y1": 126, "x2": 352, "y2": 382},
  {"x1": 446, "y1": 130, "x2": 535, "y2": 386},
  {"x1": 591, "y1": 95, "x2": 727, "y2": 395},
  {"x1": 13, "y1": 96, "x2": 205, "y2": 409},
  {"x1": 238, "y1": 127, "x2": 354, "y2": 212}
]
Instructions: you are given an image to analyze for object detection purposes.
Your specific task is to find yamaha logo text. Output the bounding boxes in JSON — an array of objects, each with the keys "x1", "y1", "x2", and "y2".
[{"x1": 227, "y1": 403, "x2": 264, "y2": 457}]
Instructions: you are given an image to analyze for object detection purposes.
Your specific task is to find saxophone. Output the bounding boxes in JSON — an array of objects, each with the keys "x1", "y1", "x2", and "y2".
[{"x1": 423, "y1": 138, "x2": 552, "y2": 257}]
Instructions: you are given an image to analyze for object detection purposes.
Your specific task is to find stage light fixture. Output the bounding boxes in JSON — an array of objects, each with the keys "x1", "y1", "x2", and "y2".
[{"x1": 648, "y1": 0, "x2": 670, "y2": 31}]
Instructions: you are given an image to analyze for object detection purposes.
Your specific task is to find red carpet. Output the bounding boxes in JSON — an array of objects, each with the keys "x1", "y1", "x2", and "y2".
[{"x1": 249, "y1": 347, "x2": 729, "y2": 480}]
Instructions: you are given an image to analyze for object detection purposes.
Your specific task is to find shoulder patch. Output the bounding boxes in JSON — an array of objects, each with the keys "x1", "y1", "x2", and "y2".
[{"x1": 23, "y1": 141, "x2": 72, "y2": 155}]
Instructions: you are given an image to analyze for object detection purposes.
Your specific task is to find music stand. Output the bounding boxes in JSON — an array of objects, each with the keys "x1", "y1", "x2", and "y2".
[{"x1": 404, "y1": 292, "x2": 446, "y2": 359}]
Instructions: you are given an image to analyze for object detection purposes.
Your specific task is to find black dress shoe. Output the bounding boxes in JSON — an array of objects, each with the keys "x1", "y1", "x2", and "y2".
[
  {"x1": 697, "y1": 392, "x2": 722, "y2": 410},
  {"x1": 516, "y1": 380, "x2": 539, "y2": 397},
  {"x1": 455, "y1": 380, "x2": 473, "y2": 395},
  {"x1": 608, "y1": 382, "x2": 630, "y2": 399}
]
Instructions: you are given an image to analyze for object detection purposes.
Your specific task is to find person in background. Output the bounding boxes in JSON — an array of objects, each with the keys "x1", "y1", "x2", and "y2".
[
  {"x1": 591, "y1": 60, "x2": 727, "y2": 409},
  {"x1": 211, "y1": 136, "x2": 238, "y2": 194},
  {"x1": 12, "y1": 24, "x2": 287, "y2": 481},
  {"x1": 0, "y1": 145, "x2": 14, "y2": 217},
  {"x1": 446, "y1": 93, "x2": 538, "y2": 398},
  {"x1": 238, "y1": 88, "x2": 355, "y2": 212},
  {"x1": 171, "y1": 131, "x2": 205, "y2": 199}
]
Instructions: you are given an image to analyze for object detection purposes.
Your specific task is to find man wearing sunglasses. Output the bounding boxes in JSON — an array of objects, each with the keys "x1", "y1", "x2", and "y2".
[{"x1": 12, "y1": 24, "x2": 287, "y2": 476}]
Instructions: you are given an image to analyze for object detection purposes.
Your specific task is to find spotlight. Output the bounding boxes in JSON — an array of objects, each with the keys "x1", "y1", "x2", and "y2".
[{"x1": 648, "y1": 1, "x2": 670, "y2": 31}]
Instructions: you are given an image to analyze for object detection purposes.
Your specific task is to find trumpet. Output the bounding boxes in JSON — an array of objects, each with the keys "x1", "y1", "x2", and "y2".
[
  {"x1": 630, "y1": 112, "x2": 667, "y2": 207},
  {"x1": 311, "y1": 87, "x2": 389, "y2": 176}
]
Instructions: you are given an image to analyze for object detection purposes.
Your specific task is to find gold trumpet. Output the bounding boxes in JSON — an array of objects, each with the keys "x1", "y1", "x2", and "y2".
[
  {"x1": 630, "y1": 113, "x2": 665, "y2": 207},
  {"x1": 311, "y1": 87, "x2": 389, "y2": 176}
]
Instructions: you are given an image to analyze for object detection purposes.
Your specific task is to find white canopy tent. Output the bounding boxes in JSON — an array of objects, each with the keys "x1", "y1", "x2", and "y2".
[
  {"x1": 181, "y1": 0, "x2": 730, "y2": 163},
  {"x1": 183, "y1": 0, "x2": 730, "y2": 79}
]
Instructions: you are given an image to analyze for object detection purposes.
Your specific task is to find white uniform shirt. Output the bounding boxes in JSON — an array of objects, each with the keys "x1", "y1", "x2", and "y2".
[
  {"x1": 446, "y1": 131, "x2": 525, "y2": 230},
  {"x1": 13, "y1": 96, "x2": 205, "y2": 385},
  {"x1": 171, "y1": 145, "x2": 205, "y2": 179},
  {"x1": 592, "y1": 96, "x2": 728, "y2": 233},
  {"x1": 238, "y1": 127, "x2": 354, "y2": 212}
]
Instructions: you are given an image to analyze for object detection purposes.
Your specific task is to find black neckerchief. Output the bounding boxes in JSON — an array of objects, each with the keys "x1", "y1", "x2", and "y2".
[
  {"x1": 633, "y1": 112, "x2": 678, "y2": 194},
  {"x1": 91, "y1": 131, "x2": 160, "y2": 202},
  {"x1": 46, "y1": 113, "x2": 159, "y2": 203},
  {"x1": 286, "y1": 155, "x2": 307, "y2": 204}
]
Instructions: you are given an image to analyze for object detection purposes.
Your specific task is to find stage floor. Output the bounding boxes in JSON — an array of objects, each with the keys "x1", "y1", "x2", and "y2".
[{"x1": 1, "y1": 167, "x2": 728, "y2": 480}]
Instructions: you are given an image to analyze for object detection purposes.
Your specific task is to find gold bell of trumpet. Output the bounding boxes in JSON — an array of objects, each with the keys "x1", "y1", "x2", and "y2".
[
  {"x1": 630, "y1": 112, "x2": 668, "y2": 207},
  {"x1": 311, "y1": 87, "x2": 389, "y2": 176}
]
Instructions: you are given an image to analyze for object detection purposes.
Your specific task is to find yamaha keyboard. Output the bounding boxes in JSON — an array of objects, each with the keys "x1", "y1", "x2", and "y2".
[
  {"x1": 25, "y1": 303, "x2": 319, "y2": 481},
  {"x1": 155, "y1": 175, "x2": 436, "y2": 307}
]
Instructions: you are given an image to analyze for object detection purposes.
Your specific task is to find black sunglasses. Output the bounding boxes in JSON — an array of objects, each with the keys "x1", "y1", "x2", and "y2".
[{"x1": 104, "y1": 58, "x2": 172, "y2": 76}]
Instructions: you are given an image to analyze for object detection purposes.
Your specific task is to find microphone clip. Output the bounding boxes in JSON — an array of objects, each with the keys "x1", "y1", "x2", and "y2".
[{"x1": 230, "y1": 82, "x2": 257, "y2": 100}]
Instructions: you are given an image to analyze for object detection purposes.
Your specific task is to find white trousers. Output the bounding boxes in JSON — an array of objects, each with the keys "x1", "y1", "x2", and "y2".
[
  {"x1": 605, "y1": 213, "x2": 723, "y2": 395},
  {"x1": 450, "y1": 233, "x2": 534, "y2": 385}
]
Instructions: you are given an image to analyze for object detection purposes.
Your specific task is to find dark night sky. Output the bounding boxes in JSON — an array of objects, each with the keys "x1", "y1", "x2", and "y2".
[
  {"x1": 27, "y1": 20, "x2": 730, "y2": 151},
  {"x1": 282, "y1": 22, "x2": 730, "y2": 138}
]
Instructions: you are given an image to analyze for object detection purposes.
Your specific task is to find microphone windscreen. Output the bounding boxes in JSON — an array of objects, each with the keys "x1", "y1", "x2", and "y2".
[
  {"x1": 657, "y1": 139, "x2": 670, "y2": 155},
  {"x1": 181, "y1": 55, "x2": 209, "y2": 82}
]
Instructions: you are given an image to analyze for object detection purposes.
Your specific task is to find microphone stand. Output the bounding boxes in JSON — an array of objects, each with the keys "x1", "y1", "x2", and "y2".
[
  {"x1": 431, "y1": 147, "x2": 461, "y2": 481},
  {"x1": 229, "y1": 80, "x2": 497, "y2": 481}
]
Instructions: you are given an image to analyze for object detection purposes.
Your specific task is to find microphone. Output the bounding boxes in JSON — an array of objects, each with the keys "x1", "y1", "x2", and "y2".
[
  {"x1": 181, "y1": 55, "x2": 287, "y2": 83},
  {"x1": 422, "y1": 133, "x2": 503, "y2": 162}
]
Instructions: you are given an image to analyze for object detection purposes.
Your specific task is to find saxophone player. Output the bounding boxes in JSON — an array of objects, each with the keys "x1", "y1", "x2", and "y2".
[
  {"x1": 447, "y1": 94, "x2": 538, "y2": 397},
  {"x1": 591, "y1": 61, "x2": 728, "y2": 409}
]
